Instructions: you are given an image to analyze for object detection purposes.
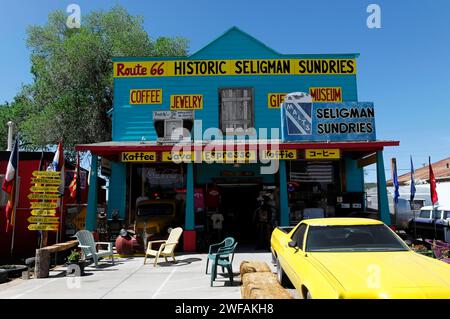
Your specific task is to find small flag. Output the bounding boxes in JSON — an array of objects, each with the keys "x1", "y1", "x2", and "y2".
[
  {"x1": 2, "y1": 139, "x2": 19, "y2": 232},
  {"x1": 393, "y1": 159, "x2": 400, "y2": 204},
  {"x1": 410, "y1": 156, "x2": 416, "y2": 204},
  {"x1": 69, "y1": 152, "x2": 79, "y2": 199},
  {"x1": 429, "y1": 156, "x2": 438, "y2": 205}
]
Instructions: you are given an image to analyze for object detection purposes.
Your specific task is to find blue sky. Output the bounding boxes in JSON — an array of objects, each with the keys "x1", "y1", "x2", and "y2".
[{"x1": 0, "y1": 0, "x2": 449, "y2": 180}]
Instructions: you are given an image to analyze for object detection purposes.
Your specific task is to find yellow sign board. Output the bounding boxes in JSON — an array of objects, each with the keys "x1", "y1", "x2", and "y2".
[
  {"x1": 31, "y1": 209, "x2": 57, "y2": 216},
  {"x1": 162, "y1": 151, "x2": 195, "y2": 162},
  {"x1": 309, "y1": 87, "x2": 342, "y2": 102},
  {"x1": 121, "y1": 152, "x2": 156, "y2": 162},
  {"x1": 170, "y1": 94, "x2": 203, "y2": 110},
  {"x1": 267, "y1": 93, "x2": 287, "y2": 108},
  {"x1": 31, "y1": 178, "x2": 62, "y2": 185},
  {"x1": 31, "y1": 202, "x2": 58, "y2": 209},
  {"x1": 114, "y1": 59, "x2": 357, "y2": 78},
  {"x1": 30, "y1": 186, "x2": 60, "y2": 193},
  {"x1": 268, "y1": 87, "x2": 342, "y2": 108},
  {"x1": 27, "y1": 216, "x2": 59, "y2": 224},
  {"x1": 261, "y1": 149, "x2": 297, "y2": 160},
  {"x1": 28, "y1": 193, "x2": 60, "y2": 200},
  {"x1": 305, "y1": 149, "x2": 341, "y2": 159},
  {"x1": 32, "y1": 171, "x2": 61, "y2": 178},
  {"x1": 28, "y1": 224, "x2": 59, "y2": 231},
  {"x1": 129, "y1": 89, "x2": 162, "y2": 105},
  {"x1": 202, "y1": 150, "x2": 257, "y2": 162}
]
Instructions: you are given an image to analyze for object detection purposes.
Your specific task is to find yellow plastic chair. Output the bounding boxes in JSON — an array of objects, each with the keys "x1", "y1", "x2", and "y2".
[{"x1": 144, "y1": 227, "x2": 183, "y2": 266}]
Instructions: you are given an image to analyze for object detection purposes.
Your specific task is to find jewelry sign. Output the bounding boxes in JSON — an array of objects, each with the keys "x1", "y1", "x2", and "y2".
[{"x1": 27, "y1": 171, "x2": 61, "y2": 231}]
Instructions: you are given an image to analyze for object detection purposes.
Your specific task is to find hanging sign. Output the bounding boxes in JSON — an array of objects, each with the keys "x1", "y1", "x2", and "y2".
[
  {"x1": 202, "y1": 150, "x2": 257, "y2": 162},
  {"x1": 32, "y1": 171, "x2": 61, "y2": 178},
  {"x1": 162, "y1": 151, "x2": 195, "y2": 162},
  {"x1": 121, "y1": 152, "x2": 156, "y2": 162},
  {"x1": 28, "y1": 224, "x2": 59, "y2": 231},
  {"x1": 261, "y1": 149, "x2": 297, "y2": 160},
  {"x1": 305, "y1": 149, "x2": 341, "y2": 159},
  {"x1": 30, "y1": 178, "x2": 62, "y2": 185},
  {"x1": 31, "y1": 209, "x2": 57, "y2": 216},
  {"x1": 281, "y1": 93, "x2": 376, "y2": 142},
  {"x1": 27, "y1": 216, "x2": 59, "y2": 224},
  {"x1": 30, "y1": 202, "x2": 58, "y2": 209},
  {"x1": 29, "y1": 186, "x2": 60, "y2": 193},
  {"x1": 28, "y1": 193, "x2": 60, "y2": 200}
]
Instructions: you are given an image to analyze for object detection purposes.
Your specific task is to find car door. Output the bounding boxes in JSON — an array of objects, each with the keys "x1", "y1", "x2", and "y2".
[{"x1": 282, "y1": 223, "x2": 309, "y2": 288}]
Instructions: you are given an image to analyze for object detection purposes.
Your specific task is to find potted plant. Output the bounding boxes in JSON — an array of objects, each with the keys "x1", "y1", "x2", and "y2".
[{"x1": 66, "y1": 250, "x2": 85, "y2": 276}]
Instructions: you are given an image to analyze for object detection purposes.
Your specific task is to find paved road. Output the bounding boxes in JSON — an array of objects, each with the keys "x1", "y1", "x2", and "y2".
[{"x1": 0, "y1": 251, "x2": 276, "y2": 299}]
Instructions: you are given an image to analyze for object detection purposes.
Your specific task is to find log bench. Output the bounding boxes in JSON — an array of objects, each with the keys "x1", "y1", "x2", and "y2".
[
  {"x1": 35, "y1": 240, "x2": 79, "y2": 278},
  {"x1": 240, "y1": 261, "x2": 293, "y2": 299}
]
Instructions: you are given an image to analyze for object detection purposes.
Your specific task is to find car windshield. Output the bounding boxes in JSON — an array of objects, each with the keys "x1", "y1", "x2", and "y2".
[
  {"x1": 137, "y1": 203, "x2": 174, "y2": 217},
  {"x1": 306, "y1": 224, "x2": 409, "y2": 252}
]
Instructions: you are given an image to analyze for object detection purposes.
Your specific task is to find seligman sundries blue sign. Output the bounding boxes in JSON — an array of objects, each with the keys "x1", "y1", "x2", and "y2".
[{"x1": 281, "y1": 101, "x2": 376, "y2": 142}]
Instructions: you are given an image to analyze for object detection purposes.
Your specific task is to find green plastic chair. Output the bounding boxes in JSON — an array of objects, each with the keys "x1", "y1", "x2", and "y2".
[
  {"x1": 75, "y1": 230, "x2": 115, "y2": 267},
  {"x1": 205, "y1": 237, "x2": 236, "y2": 274},
  {"x1": 210, "y1": 242, "x2": 238, "y2": 287}
]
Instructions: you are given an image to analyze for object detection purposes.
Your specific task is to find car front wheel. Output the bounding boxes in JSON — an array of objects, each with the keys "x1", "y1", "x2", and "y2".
[{"x1": 276, "y1": 259, "x2": 291, "y2": 288}]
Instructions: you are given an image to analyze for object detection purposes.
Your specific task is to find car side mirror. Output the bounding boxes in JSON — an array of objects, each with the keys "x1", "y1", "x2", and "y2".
[{"x1": 288, "y1": 241, "x2": 297, "y2": 248}]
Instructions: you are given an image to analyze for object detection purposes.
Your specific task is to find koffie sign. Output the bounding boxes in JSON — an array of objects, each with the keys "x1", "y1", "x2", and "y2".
[
  {"x1": 113, "y1": 59, "x2": 356, "y2": 78},
  {"x1": 281, "y1": 100, "x2": 376, "y2": 142}
]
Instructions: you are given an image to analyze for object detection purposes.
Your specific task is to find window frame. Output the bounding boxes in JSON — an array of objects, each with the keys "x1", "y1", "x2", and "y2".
[
  {"x1": 218, "y1": 87, "x2": 254, "y2": 133},
  {"x1": 291, "y1": 223, "x2": 308, "y2": 251}
]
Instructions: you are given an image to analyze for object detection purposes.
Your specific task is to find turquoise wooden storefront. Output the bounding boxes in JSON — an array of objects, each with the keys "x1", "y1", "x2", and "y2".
[{"x1": 77, "y1": 27, "x2": 398, "y2": 251}]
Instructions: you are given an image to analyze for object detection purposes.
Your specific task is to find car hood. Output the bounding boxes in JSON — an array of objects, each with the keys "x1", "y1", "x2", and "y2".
[{"x1": 309, "y1": 251, "x2": 450, "y2": 298}]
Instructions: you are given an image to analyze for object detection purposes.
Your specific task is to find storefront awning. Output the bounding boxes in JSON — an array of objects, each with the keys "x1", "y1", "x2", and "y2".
[{"x1": 76, "y1": 140, "x2": 399, "y2": 157}]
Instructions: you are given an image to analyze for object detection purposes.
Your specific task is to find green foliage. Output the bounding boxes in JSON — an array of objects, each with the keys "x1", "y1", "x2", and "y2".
[
  {"x1": 67, "y1": 250, "x2": 81, "y2": 263},
  {"x1": 0, "y1": 5, "x2": 188, "y2": 153}
]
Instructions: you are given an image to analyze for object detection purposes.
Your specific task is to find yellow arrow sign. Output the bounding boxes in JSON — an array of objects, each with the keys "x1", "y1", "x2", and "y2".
[
  {"x1": 28, "y1": 193, "x2": 60, "y2": 200},
  {"x1": 27, "y1": 216, "x2": 59, "y2": 223},
  {"x1": 30, "y1": 178, "x2": 61, "y2": 185},
  {"x1": 31, "y1": 209, "x2": 57, "y2": 216},
  {"x1": 32, "y1": 171, "x2": 61, "y2": 178},
  {"x1": 29, "y1": 186, "x2": 60, "y2": 193},
  {"x1": 30, "y1": 202, "x2": 58, "y2": 209},
  {"x1": 28, "y1": 224, "x2": 59, "y2": 231}
]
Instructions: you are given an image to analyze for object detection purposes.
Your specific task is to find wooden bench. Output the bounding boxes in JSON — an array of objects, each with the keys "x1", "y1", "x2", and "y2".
[
  {"x1": 35, "y1": 240, "x2": 79, "y2": 278},
  {"x1": 240, "y1": 261, "x2": 293, "y2": 299}
]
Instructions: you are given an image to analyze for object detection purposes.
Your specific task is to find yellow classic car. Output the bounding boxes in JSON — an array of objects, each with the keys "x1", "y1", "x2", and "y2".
[{"x1": 271, "y1": 218, "x2": 450, "y2": 299}]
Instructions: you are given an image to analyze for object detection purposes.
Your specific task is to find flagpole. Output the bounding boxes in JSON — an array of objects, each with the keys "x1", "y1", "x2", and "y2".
[{"x1": 10, "y1": 138, "x2": 19, "y2": 257}]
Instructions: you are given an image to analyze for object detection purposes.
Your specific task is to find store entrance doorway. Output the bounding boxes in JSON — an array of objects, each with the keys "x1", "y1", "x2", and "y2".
[{"x1": 217, "y1": 184, "x2": 261, "y2": 244}]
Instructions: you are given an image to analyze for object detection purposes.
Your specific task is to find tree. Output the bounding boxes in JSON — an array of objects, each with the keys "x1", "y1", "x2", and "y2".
[{"x1": 2, "y1": 5, "x2": 188, "y2": 155}]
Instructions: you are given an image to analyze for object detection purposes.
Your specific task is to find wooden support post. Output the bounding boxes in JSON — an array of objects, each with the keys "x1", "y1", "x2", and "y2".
[{"x1": 35, "y1": 249, "x2": 50, "y2": 279}]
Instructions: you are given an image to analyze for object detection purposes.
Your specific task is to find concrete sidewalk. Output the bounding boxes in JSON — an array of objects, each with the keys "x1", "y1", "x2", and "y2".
[{"x1": 0, "y1": 251, "x2": 274, "y2": 299}]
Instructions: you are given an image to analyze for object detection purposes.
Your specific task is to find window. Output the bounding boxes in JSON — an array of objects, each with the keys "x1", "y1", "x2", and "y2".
[
  {"x1": 219, "y1": 88, "x2": 253, "y2": 133},
  {"x1": 419, "y1": 210, "x2": 431, "y2": 218},
  {"x1": 432, "y1": 210, "x2": 442, "y2": 219},
  {"x1": 291, "y1": 224, "x2": 307, "y2": 250},
  {"x1": 443, "y1": 211, "x2": 450, "y2": 219}
]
